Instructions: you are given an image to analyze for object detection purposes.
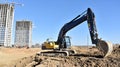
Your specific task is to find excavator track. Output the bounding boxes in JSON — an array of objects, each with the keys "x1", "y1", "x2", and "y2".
[
  {"x1": 37, "y1": 50, "x2": 76, "y2": 57},
  {"x1": 38, "y1": 51, "x2": 69, "y2": 57},
  {"x1": 97, "y1": 40, "x2": 113, "y2": 57}
]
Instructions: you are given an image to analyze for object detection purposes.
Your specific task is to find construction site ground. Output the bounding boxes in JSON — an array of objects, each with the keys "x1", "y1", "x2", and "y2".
[{"x1": 0, "y1": 45, "x2": 119, "y2": 67}]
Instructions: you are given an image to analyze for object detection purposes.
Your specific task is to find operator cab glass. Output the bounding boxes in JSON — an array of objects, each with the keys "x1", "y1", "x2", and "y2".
[{"x1": 64, "y1": 36, "x2": 71, "y2": 48}]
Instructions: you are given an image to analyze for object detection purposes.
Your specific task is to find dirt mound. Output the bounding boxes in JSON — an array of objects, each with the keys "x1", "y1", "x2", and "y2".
[
  {"x1": 0, "y1": 48, "x2": 40, "y2": 67},
  {"x1": 108, "y1": 45, "x2": 120, "y2": 59},
  {"x1": 14, "y1": 56, "x2": 34, "y2": 67},
  {"x1": 13, "y1": 46, "x2": 120, "y2": 67}
]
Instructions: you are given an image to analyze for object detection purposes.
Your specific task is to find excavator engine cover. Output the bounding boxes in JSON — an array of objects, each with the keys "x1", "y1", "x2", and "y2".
[{"x1": 97, "y1": 40, "x2": 113, "y2": 57}]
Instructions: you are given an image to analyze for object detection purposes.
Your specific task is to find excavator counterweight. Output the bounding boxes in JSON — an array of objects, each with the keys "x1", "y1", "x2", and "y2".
[{"x1": 40, "y1": 8, "x2": 113, "y2": 57}]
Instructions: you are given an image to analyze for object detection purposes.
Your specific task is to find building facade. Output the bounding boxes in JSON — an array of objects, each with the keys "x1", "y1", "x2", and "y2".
[
  {"x1": 0, "y1": 4, "x2": 14, "y2": 46},
  {"x1": 14, "y1": 20, "x2": 32, "y2": 47}
]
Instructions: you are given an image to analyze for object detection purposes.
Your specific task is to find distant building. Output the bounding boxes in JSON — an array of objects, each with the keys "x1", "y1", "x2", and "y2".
[
  {"x1": 0, "y1": 4, "x2": 14, "y2": 46},
  {"x1": 14, "y1": 20, "x2": 32, "y2": 47}
]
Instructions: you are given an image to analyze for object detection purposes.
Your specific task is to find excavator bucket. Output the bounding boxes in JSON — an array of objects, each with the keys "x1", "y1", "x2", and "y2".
[{"x1": 97, "y1": 40, "x2": 113, "y2": 57}]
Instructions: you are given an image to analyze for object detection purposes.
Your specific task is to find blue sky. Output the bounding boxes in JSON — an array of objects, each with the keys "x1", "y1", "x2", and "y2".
[{"x1": 1, "y1": 0, "x2": 120, "y2": 45}]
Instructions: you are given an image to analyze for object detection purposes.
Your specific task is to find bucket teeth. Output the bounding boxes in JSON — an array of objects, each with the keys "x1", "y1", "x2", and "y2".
[{"x1": 97, "y1": 40, "x2": 113, "y2": 57}]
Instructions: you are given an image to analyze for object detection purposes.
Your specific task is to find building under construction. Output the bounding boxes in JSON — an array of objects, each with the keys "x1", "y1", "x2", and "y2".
[
  {"x1": 14, "y1": 20, "x2": 32, "y2": 47},
  {"x1": 0, "y1": 4, "x2": 14, "y2": 46}
]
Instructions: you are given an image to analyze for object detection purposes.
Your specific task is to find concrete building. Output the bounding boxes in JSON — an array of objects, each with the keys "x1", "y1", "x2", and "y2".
[
  {"x1": 0, "y1": 4, "x2": 14, "y2": 46},
  {"x1": 14, "y1": 20, "x2": 32, "y2": 47}
]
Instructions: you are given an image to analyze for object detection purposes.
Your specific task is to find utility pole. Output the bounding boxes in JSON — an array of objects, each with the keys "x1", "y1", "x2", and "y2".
[{"x1": 87, "y1": 34, "x2": 89, "y2": 47}]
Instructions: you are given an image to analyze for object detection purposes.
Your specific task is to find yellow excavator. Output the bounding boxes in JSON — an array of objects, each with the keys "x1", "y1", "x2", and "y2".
[{"x1": 40, "y1": 8, "x2": 113, "y2": 57}]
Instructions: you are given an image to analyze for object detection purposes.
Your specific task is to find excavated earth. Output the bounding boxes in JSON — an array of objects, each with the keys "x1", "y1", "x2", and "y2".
[{"x1": 13, "y1": 45, "x2": 120, "y2": 67}]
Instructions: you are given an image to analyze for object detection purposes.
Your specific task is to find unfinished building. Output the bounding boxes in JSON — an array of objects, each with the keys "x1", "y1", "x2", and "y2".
[
  {"x1": 14, "y1": 20, "x2": 32, "y2": 47},
  {"x1": 0, "y1": 4, "x2": 14, "y2": 46}
]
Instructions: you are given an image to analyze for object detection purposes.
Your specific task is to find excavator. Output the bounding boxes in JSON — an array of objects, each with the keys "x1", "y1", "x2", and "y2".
[{"x1": 40, "y1": 8, "x2": 113, "y2": 57}]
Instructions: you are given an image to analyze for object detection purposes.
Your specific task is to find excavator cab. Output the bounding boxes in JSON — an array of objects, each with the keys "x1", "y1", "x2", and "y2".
[
  {"x1": 42, "y1": 36, "x2": 71, "y2": 50},
  {"x1": 62, "y1": 36, "x2": 71, "y2": 48}
]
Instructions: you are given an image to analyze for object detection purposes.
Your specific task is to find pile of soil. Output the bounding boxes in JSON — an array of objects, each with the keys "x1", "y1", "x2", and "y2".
[{"x1": 13, "y1": 45, "x2": 120, "y2": 67}]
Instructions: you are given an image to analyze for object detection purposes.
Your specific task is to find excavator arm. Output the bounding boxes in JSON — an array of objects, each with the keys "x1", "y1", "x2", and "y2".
[{"x1": 57, "y1": 8, "x2": 113, "y2": 57}]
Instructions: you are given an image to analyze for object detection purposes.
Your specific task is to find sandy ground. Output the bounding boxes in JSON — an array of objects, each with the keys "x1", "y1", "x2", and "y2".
[
  {"x1": 0, "y1": 45, "x2": 120, "y2": 67},
  {"x1": 0, "y1": 47, "x2": 40, "y2": 67}
]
